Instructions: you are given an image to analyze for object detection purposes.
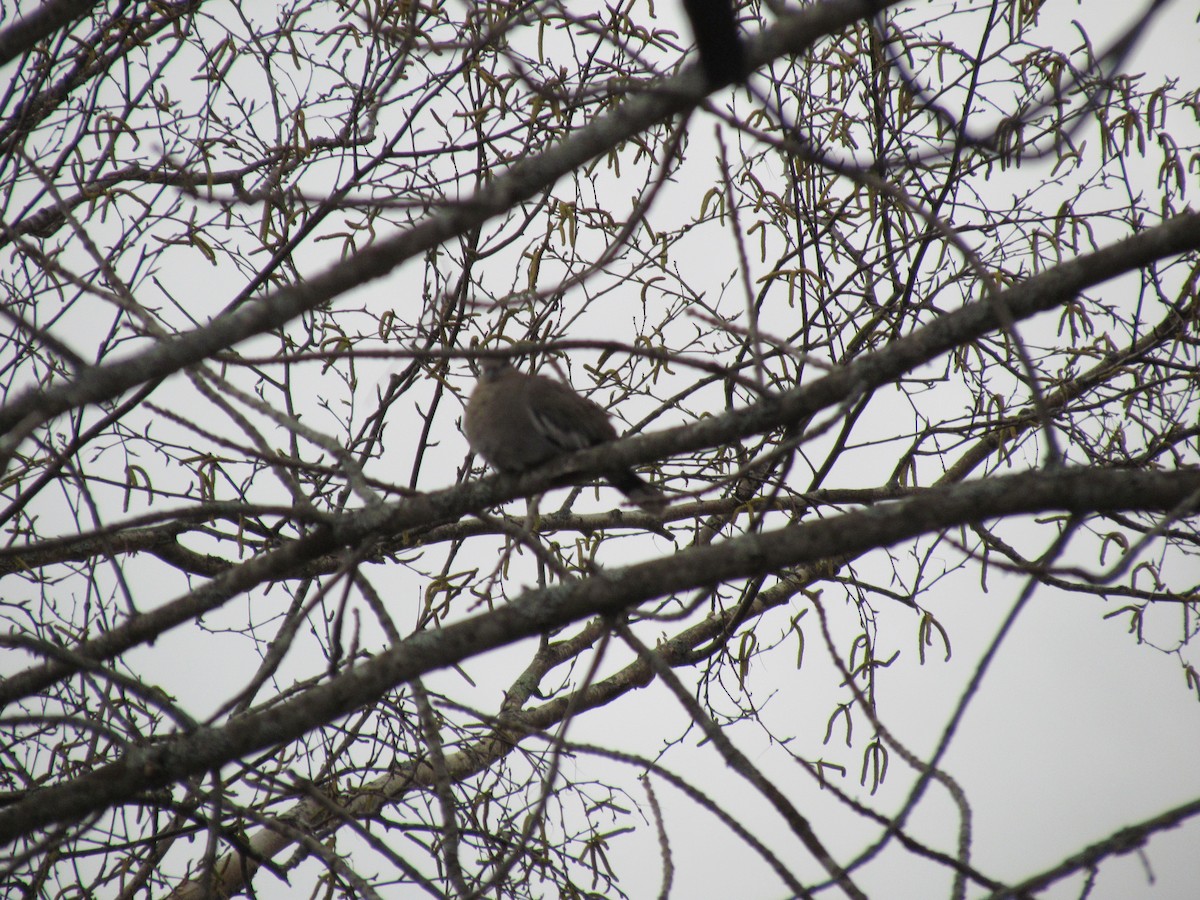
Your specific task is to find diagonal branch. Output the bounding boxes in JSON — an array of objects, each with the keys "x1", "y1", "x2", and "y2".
[
  {"x1": 1, "y1": 465, "x2": 1197, "y2": 846},
  {"x1": 2, "y1": 208, "x2": 1198, "y2": 709},
  {"x1": 0, "y1": 0, "x2": 904, "y2": 471}
]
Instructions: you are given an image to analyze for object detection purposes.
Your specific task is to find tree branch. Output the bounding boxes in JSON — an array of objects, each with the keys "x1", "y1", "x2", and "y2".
[{"x1": 1, "y1": 465, "x2": 1196, "y2": 845}]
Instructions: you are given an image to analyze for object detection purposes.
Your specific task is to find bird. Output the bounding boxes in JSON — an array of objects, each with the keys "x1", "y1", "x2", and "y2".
[
  {"x1": 464, "y1": 359, "x2": 665, "y2": 511},
  {"x1": 681, "y1": 0, "x2": 745, "y2": 88}
]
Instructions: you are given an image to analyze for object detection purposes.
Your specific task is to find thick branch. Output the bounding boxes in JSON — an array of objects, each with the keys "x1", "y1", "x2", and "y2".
[
  {"x1": 2, "y1": 204, "x2": 1197, "y2": 712},
  {"x1": 0, "y1": 0, "x2": 99, "y2": 67},
  {"x1": 0, "y1": 0, "x2": 902, "y2": 464},
  {"x1": 1, "y1": 466, "x2": 1196, "y2": 845}
]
